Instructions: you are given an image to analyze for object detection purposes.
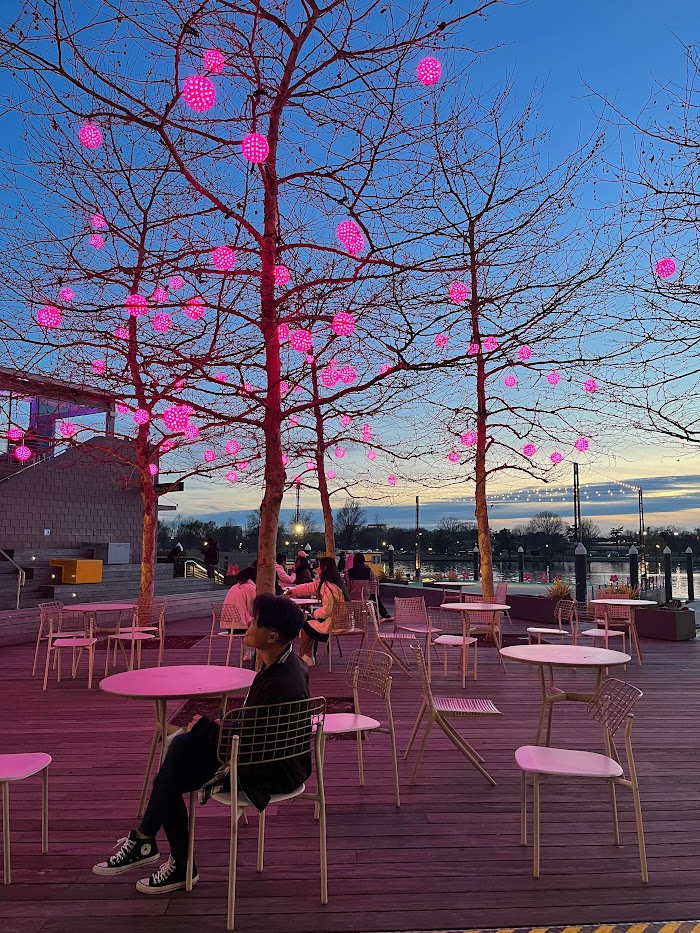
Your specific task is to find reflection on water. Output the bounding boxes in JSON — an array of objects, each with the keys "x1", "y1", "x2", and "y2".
[{"x1": 393, "y1": 559, "x2": 699, "y2": 600}]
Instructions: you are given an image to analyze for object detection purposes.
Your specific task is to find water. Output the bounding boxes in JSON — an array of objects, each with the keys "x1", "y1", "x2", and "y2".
[{"x1": 392, "y1": 558, "x2": 699, "y2": 600}]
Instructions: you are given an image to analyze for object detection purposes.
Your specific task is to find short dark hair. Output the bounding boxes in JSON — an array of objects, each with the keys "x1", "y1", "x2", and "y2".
[
  {"x1": 252, "y1": 594, "x2": 304, "y2": 644},
  {"x1": 276, "y1": 552, "x2": 287, "y2": 563}
]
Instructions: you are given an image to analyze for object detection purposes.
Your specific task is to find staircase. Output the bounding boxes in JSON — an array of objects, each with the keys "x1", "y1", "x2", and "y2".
[{"x1": 0, "y1": 547, "x2": 96, "y2": 609}]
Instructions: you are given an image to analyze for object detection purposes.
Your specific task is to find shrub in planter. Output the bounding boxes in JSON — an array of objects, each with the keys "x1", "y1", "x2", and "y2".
[{"x1": 546, "y1": 578, "x2": 573, "y2": 601}]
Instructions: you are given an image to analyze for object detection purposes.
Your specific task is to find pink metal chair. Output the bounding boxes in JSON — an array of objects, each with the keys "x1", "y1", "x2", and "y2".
[
  {"x1": 33, "y1": 601, "x2": 67, "y2": 677},
  {"x1": 516, "y1": 679, "x2": 647, "y2": 882},
  {"x1": 495, "y1": 581, "x2": 513, "y2": 626},
  {"x1": 0, "y1": 753, "x2": 51, "y2": 884},
  {"x1": 42, "y1": 609, "x2": 97, "y2": 690},
  {"x1": 404, "y1": 644, "x2": 502, "y2": 786},
  {"x1": 323, "y1": 601, "x2": 369, "y2": 672},
  {"x1": 603, "y1": 602, "x2": 642, "y2": 664},
  {"x1": 464, "y1": 606, "x2": 506, "y2": 670},
  {"x1": 527, "y1": 598, "x2": 576, "y2": 645},
  {"x1": 431, "y1": 607, "x2": 479, "y2": 687},
  {"x1": 207, "y1": 602, "x2": 247, "y2": 666},
  {"x1": 368, "y1": 602, "x2": 417, "y2": 675},
  {"x1": 117, "y1": 598, "x2": 166, "y2": 666}
]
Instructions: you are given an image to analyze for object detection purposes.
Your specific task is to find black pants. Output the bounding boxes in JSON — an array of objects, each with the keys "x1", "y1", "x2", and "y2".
[
  {"x1": 139, "y1": 731, "x2": 220, "y2": 865},
  {"x1": 205, "y1": 564, "x2": 215, "y2": 578}
]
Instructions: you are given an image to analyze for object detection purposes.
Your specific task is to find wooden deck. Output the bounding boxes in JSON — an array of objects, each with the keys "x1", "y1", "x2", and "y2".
[{"x1": 1, "y1": 613, "x2": 699, "y2": 933}]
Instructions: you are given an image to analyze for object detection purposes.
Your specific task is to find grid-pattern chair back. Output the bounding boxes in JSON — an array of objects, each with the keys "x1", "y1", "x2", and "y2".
[
  {"x1": 603, "y1": 602, "x2": 633, "y2": 623},
  {"x1": 573, "y1": 601, "x2": 595, "y2": 626},
  {"x1": 327, "y1": 600, "x2": 358, "y2": 635},
  {"x1": 587, "y1": 679, "x2": 642, "y2": 735},
  {"x1": 134, "y1": 597, "x2": 166, "y2": 629},
  {"x1": 595, "y1": 591, "x2": 627, "y2": 600},
  {"x1": 465, "y1": 608, "x2": 497, "y2": 628},
  {"x1": 394, "y1": 597, "x2": 429, "y2": 628},
  {"x1": 219, "y1": 602, "x2": 246, "y2": 630},
  {"x1": 556, "y1": 599, "x2": 575, "y2": 626},
  {"x1": 461, "y1": 592, "x2": 485, "y2": 604},
  {"x1": 347, "y1": 578, "x2": 368, "y2": 601},
  {"x1": 217, "y1": 697, "x2": 326, "y2": 767},
  {"x1": 38, "y1": 602, "x2": 63, "y2": 628},
  {"x1": 345, "y1": 649, "x2": 392, "y2": 699},
  {"x1": 409, "y1": 643, "x2": 434, "y2": 703},
  {"x1": 495, "y1": 582, "x2": 508, "y2": 604}
]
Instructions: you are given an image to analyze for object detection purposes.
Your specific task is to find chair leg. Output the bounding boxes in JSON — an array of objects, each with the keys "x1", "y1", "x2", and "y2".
[
  {"x1": 609, "y1": 780, "x2": 620, "y2": 846},
  {"x1": 438, "y1": 718, "x2": 497, "y2": 786},
  {"x1": 87, "y1": 644, "x2": 94, "y2": 690},
  {"x1": 327, "y1": 638, "x2": 332, "y2": 673},
  {"x1": 42, "y1": 642, "x2": 53, "y2": 692},
  {"x1": 225, "y1": 632, "x2": 233, "y2": 667},
  {"x1": 32, "y1": 623, "x2": 44, "y2": 677},
  {"x1": 186, "y1": 791, "x2": 196, "y2": 890},
  {"x1": 404, "y1": 700, "x2": 427, "y2": 759},
  {"x1": 56, "y1": 648, "x2": 62, "y2": 683},
  {"x1": 226, "y1": 803, "x2": 240, "y2": 930},
  {"x1": 104, "y1": 639, "x2": 111, "y2": 678},
  {"x1": 2, "y1": 782, "x2": 10, "y2": 885},
  {"x1": 631, "y1": 782, "x2": 649, "y2": 883},
  {"x1": 257, "y1": 810, "x2": 266, "y2": 872},
  {"x1": 473, "y1": 642, "x2": 478, "y2": 681},
  {"x1": 207, "y1": 634, "x2": 213, "y2": 665},
  {"x1": 388, "y1": 720, "x2": 400, "y2": 808},
  {"x1": 41, "y1": 768, "x2": 49, "y2": 854},
  {"x1": 520, "y1": 771, "x2": 527, "y2": 845},
  {"x1": 317, "y1": 782, "x2": 328, "y2": 905},
  {"x1": 356, "y1": 728, "x2": 365, "y2": 786},
  {"x1": 533, "y1": 774, "x2": 541, "y2": 878},
  {"x1": 410, "y1": 713, "x2": 435, "y2": 784}
]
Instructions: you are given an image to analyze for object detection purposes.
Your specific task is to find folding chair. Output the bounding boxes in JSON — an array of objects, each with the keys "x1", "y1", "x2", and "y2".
[
  {"x1": 42, "y1": 609, "x2": 97, "y2": 690},
  {"x1": 207, "y1": 603, "x2": 247, "y2": 666}
]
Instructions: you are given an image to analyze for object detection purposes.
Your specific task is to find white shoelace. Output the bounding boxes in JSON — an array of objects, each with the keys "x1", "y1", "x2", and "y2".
[
  {"x1": 109, "y1": 836, "x2": 135, "y2": 864},
  {"x1": 151, "y1": 856, "x2": 176, "y2": 885}
]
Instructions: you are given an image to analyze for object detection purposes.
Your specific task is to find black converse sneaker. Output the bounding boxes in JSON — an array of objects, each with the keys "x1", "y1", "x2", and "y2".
[
  {"x1": 93, "y1": 830, "x2": 159, "y2": 876},
  {"x1": 136, "y1": 855, "x2": 198, "y2": 895}
]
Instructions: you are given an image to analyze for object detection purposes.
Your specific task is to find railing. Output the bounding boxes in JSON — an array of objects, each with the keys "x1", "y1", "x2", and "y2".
[
  {"x1": 184, "y1": 559, "x2": 225, "y2": 585},
  {"x1": 0, "y1": 548, "x2": 26, "y2": 610}
]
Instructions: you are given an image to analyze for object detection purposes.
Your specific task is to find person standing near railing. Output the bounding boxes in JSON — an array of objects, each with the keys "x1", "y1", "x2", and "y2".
[{"x1": 201, "y1": 539, "x2": 219, "y2": 579}]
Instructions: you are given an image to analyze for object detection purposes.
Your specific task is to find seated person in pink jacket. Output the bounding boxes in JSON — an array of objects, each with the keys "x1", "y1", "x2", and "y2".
[
  {"x1": 286, "y1": 557, "x2": 350, "y2": 666},
  {"x1": 222, "y1": 566, "x2": 256, "y2": 628}
]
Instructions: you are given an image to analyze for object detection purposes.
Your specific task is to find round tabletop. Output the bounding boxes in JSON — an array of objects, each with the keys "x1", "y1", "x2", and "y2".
[
  {"x1": 100, "y1": 664, "x2": 255, "y2": 700},
  {"x1": 441, "y1": 602, "x2": 510, "y2": 611},
  {"x1": 290, "y1": 598, "x2": 321, "y2": 605},
  {"x1": 71, "y1": 602, "x2": 135, "y2": 612},
  {"x1": 589, "y1": 599, "x2": 657, "y2": 607},
  {"x1": 500, "y1": 644, "x2": 631, "y2": 667}
]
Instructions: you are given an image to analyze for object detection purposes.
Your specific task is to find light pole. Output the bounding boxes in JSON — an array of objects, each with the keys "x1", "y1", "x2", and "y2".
[{"x1": 293, "y1": 481, "x2": 303, "y2": 555}]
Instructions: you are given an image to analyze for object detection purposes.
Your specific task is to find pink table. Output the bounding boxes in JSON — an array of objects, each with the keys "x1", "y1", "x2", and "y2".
[
  {"x1": 100, "y1": 664, "x2": 255, "y2": 816},
  {"x1": 290, "y1": 598, "x2": 321, "y2": 606},
  {"x1": 71, "y1": 602, "x2": 135, "y2": 612}
]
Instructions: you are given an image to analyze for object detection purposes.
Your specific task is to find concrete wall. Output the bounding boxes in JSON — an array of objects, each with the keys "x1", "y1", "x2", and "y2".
[{"x1": 0, "y1": 436, "x2": 143, "y2": 560}]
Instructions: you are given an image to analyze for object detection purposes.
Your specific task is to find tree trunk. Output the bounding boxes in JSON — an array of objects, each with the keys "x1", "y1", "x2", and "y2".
[
  {"x1": 469, "y1": 220, "x2": 494, "y2": 598},
  {"x1": 136, "y1": 433, "x2": 156, "y2": 604},
  {"x1": 310, "y1": 364, "x2": 336, "y2": 557}
]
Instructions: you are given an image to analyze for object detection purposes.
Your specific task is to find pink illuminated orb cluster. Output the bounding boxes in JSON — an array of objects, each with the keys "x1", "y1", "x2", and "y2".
[
  {"x1": 340, "y1": 415, "x2": 352, "y2": 427},
  {"x1": 58, "y1": 421, "x2": 76, "y2": 438},
  {"x1": 332, "y1": 312, "x2": 355, "y2": 336},
  {"x1": 241, "y1": 133, "x2": 269, "y2": 163},
  {"x1": 161, "y1": 439, "x2": 174, "y2": 453},
  {"x1": 60, "y1": 288, "x2": 74, "y2": 302},
  {"x1": 92, "y1": 360, "x2": 106, "y2": 374},
  {"x1": 321, "y1": 364, "x2": 339, "y2": 388},
  {"x1": 7, "y1": 427, "x2": 22, "y2": 441},
  {"x1": 338, "y1": 365, "x2": 357, "y2": 384},
  {"x1": 215, "y1": 372, "x2": 227, "y2": 383},
  {"x1": 482, "y1": 336, "x2": 499, "y2": 352},
  {"x1": 449, "y1": 281, "x2": 468, "y2": 304},
  {"x1": 14, "y1": 445, "x2": 31, "y2": 462},
  {"x1": 522, "y1": 443, "x2": 537, "y2": 457},
  {"x1": 152, "y1": 313, "x2": 172, "y2": 332},
  {"x1": 281, "y1": 455, "x2": 289, "y2": 466},
  {"x1": 115, "y1": 326, "x2": 129, "y2": 339},
  {"x1": 90, "y1": 214, "x2": 106, "y2": 230},
  {"x1": 226, "y1": 471, "x2": 238, "y2": 483},
  {"x1": 468, "y1": 343, "x2": 479, "y2": 356},
  {"x1": 547, "y1": 371, "x2": 560, "y2": 386},
  {"x1": 435, "y1": 333, "x2": 448, "y2": 348},
  {"x1": 225, "y1": 440, "x2": 241, "y2": 456},
  {"x1": 148, "y1": 463, "x2": 159, "y2": 476},
  {"x1": 152, "y1": 287, "x2": 168, "y2": 304},
  {"x1": 334, "y1": 446, "x2": 346, "y2": 459},
  {"x1": 212, "y1": 246, "x2": 236, "y2": 271},
  {"x1": 184, "y1": 297, "x2": 205, "y2": 320},
  {"x1": 327, "y1": 469, "x2": 337, "y2": 479},
  {"x1": 90, "y1": 235, "x2": 104, "y2": 249},
  {"x1": 203, "y1": 49, "x2": 225, "y2": 73},
  {"x1": 460, "y1": 431, "x2": 478, "y2": 446},
  {"x1": 37, "y1": 306, "x2": 61, "y2": 328},
  {"x1": 169, "y1": 276, "x2": 184, "y2": 291},
  {"x1": 517, "y1": 346, "x2": 532, "y2": 361},
  {"x1": 655, "y1": 257, "x2": 676, "y2": 279},
  {"x1": 388, "y1": 474, "x2": 397, "y2": 485},
  {"x1": 182, "y1": 75, "x2": 216, "y2": 112},
  {"x1": 79, "y1": 124, "x2": 102, "y2": 148},
  {"x1": 115, "y1": 403, "x2": 129, "y2": 414},
  {"x1": 367, "y1": 450, "x2": 377, "y2": 461},
  {"x1": 133, "y1": 409, "x2": 150, "y2": 425},
  {"x1": 379, "y1": 363, "x2": 391, "y2": 375},
  {"x1": 336, "y1": 220, "x2": 364, "y2": 253},
  {"x1": 574, "y1": 437, "x2": 589, "y2": 452},
  {"x1": 203, "y1": 449, "x2": 216, "y2": 462},
  {"x1": 274, "y1": 265, "x2": 290, "y2": 286},
  {"x1": 277, "y1": 323, "x2": 290, "y2": 342},
  {"x1": 185, "y1": 424, "x2": 200, "y2": 440},
  {"x1": 550, "y1": 451, "x2": 563, "y2": 464},
  {"x1": 362, "y1": 424, "x2": 373, "y2": 440},
  {"x1": 162, "y1": 406, "x2": 190, "y2": 432},
  {"x1": 584, "y1": 378, "x2": 597, "y2": 393},
  {"x1": 447, "y1": 451, "x2": 460, "y2": 463},
  {"x1": 290, "y1": 329, "x2": 313, "y2": 352},
  {"x1": 503, "y1": 374, "x2": 517, "y2": 388},
  {"x1": 126, "y1": 294, "x2": 148, "y2": 317},
  {"x1": 416, "y1": 57, "x2": 442, "y2": 86}
]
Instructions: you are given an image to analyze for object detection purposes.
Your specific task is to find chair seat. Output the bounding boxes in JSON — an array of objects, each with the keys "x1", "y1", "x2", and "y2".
[
  {"x1": 515, "y1": 744, "x2": 623, "y2": 779},
  {"x1": 51, "y1": 637, "x2": 96, "y2": 648},
  {"x1": 109, "y1": 631, "x2": 156, "y2": 642},
  {"x1": 322, "y1": 713, "x2": 380, "y2": 735},
  {"x1": 384, "y1": 631, "x2": 419, "y2": 641},
  {"x1": 118, "y1": 626, "x2": 159, "y2": 634},
  {"x1": 434, "y1": 634, "x2": 478, "y2": 647},
  {"x1": 0, "y1": 752, "x2": 52, "y2": 782},
  {"x1": 527, "y1": 627, "x2": 571, "y2": 636},
  {"x1": 397, "y1": 625, "x2": 440, "y2": 635},
  {"x1": 433, "y1": 696, "x2": 501, "y2": 715},
  {"x1": 213, "y1": 783, "x2": 306, "y2": 809},
  {"x1": 580, "y1": 628, "x2": 624, "y2": 639}
]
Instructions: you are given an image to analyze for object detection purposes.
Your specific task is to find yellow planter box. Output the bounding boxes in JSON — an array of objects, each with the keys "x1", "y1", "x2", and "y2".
[{"x1": 49, "y1": 559, "x2": 103, "y2": 584}]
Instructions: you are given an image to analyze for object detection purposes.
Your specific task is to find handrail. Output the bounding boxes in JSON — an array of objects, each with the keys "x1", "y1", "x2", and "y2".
[
  {"x1": 0, "y1": 548, "x2": 26, "y2": 610},
  {"x1": 184, "y1": 558, "x2": 224, "y2": 585}
]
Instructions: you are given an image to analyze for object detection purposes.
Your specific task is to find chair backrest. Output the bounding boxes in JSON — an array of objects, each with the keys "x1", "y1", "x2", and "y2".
[
  {"x1": 135, "y1": 597, "x2": 166, "y2": 628},
  {"x1": 347, "y1": 578, "x2": 368, "y2": 601},
  {"x1": 328, "y1": 600, "x2": 360, "y2": 635},
  {"x1": 461, "y1": 592, "x2": 485, "y2": 603},
  {"x1": 345, "y1": 649, "x2": 392, "y2": 700},
  {"x1": 602, "y1": 602, "x2": 633, "y2": 622},
  {"x1": 38, "y1": 601, "x2": 63, "y2": 626},
  {"x1": 465, "y1": 608, "x2": 497, "y2": 628},
  {"x1": 409, "y1": 643, "x2": 434, "y2": 705},
  {"x1": 394, "y1": 597, "x2": 429, "y2": 627},
  {"x1": 220, "y1": 601, "x2": 246, "y2": 630},
  {"x1": 495, "y1": 581, "x2": 508, "y2": 603},
  {"x1": 217, "y1": 697, "x2": 326, "y2": 767},
  {"x1": 596, "y1": 590, "x2": 627, "y2": 600},
  {"x1": 573, "y1": 601, "x2": 595, "y2": 625},
  {"x1": 556, "y1": 599, "x2": 575, "y2": 627},
  {"x1": 587, "y1": 679, "x2": 642, "y2": 734}
]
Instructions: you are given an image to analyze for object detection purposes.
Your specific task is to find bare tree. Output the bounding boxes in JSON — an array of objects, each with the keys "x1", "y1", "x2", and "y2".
[
  {"x1": 335, "y1": 500, "x2": 368, "y2": 549},
  {"x1": 526, "y1": 512, "x2": 566, "y2": 538}
]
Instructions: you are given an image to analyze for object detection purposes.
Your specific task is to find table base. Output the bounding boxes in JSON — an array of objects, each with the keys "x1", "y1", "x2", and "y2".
[{"x1": 536, "y1": 665, "x2": 604, "y2": 746}]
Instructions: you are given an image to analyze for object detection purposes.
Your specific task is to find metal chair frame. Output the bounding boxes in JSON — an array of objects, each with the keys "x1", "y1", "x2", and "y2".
[
  {"x1": 208, "y1": 602, "x2": 247, "y2": 666},
  {"x1": 323, "y1": 601, "x2": 369, "y2": 672},
  {"x1": 42, "y1": 609, "x2": 97, "y2": 690}
]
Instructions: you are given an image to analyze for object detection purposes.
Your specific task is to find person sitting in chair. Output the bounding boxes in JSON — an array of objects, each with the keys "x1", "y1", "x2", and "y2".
[{"x1": 93, "y1": 594, "x2": 310, "y2": 895}]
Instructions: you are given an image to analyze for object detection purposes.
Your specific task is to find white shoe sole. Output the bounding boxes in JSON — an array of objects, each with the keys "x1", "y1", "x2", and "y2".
[
  {"x1": 93, "y1": 852, "x2": 160, "y2": 876},
  {"x1": 136, "y1": 873, "x2": 199, "y2": 894}
]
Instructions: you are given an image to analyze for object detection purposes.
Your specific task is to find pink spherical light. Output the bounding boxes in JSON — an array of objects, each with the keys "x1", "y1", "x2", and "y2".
[
  {"x1": 79, "y1": 124, "x2": 102, "y2": 149},
  {"x1": 169, "y1": 276, "x2": 184, "y2": 291},
  {"x1": 503, "y1": 374, "x2": 517, "y2": 388},
  {"x1": 148, "y1": 463, "x2": 159, "y2": 476},
  {"x1": 655, "y1": 257, "x2": 676, "y2": 279},
  {"x1": 289, "y1": 416, "x2": 299, "y2": 426},
  {"x1": 367, "y1": 450, "x2": 377, "y2": 461},
  {"x1": 547, "y1": 371, "x2": 560, "y2": 386},
  {"x1": 449, "y1": 281, "x2": 468, "y2": 304},
  {"x1": 90, "y1": 234, "x2": 104, "y2": 249},
  {"x1": 416, "y1": 57, "x2": 441, "y2": 86},
  {"x1": 362, "y1": 424, "x2": 373, "y2": 438},
  {"x1": 274, "y1": 265, "x2": 290, "y2": 286},
  {"x1": 293, "y1": 475, "x2": 302, "y2": 485},
  {"x1": 58, "y1": 421, "x2": 76, "y2": 438},
  {"x1": 518, "y1": 346, "x2": 532, "y2": 361},
  {"x1": 91, "y1": 213, "x2": 106, "y2": 229},
  {"x1": 304, "y1": 354, "x2": 314, "y2": 364},
  {"x1": 203, "y1": 48, "x2": 225, "y2": 73},
  {"x1": 241, "y1": 133, "x2": 269, "y2": 163},
  {"x1": 281, "y1": 455, "x2": 289, "y2": 466},
  {"x1": 115, "y1": 403, "x2": 129, "y2": 414},
  {"x1": 435, "y1": 333, "x2": 448, "y2": 348},
  {"x1": 152, "y1": 287, "x2": 168, "y2": 304},
  {"x1": 203, "y1": 449, "x2": 216, "y2": 462},
  {"x1": 92, "y1": 359, "x2": 106, "y2": 374},
  {"x1": 161, "y1": 439, "x2": 174, "y2": 453},
  {"x1": 162, "y1": 405, "x2": 189, "y2": 432},
  {"x1": 182, "y1": 74, "x2": 216, "y2": 112},
  {"x1": 550, "y1": 451, "x2": 563, "y2": 464},
  {"x1": 482, "y1": 335, "x2": 499, "y2": 352},
  {"x1": 574, "y1": 437, "x2": 589, "y2": 452},
  {"x1": 37, "y1": 306, "x2": 61, "y2": 328},
  {"x1": 332, "y1": 312, "x2": 355, "y2": 336},
  {"x1": 214, "y1": 372, "x2": 227, "y2": 384},
  {"x1": 226, "y1": 471, "x2": 238, "y2": 483},
  {"x1": 584, "y1": 378, "x2": 597, "y2": 393},
  {"x1": 14, "y1": 445, "x2": 31, "y2": 462},
  {"x1": 176, "y1": 381, "x2": 188, "y2": 394},
  {"x1": 59, "y1": 287, "x2": 74, "y2": 302},
  {"x1": 212, "y1": 246, "x2": 236, "y2": 271},
  {"x1": 334, "y1": 446, "x2": 346, "y2": 459},
  {"x1": 460, "y1": 431, "x2": 478, "y2": 446},
  {"x1": 185, "y1": 423, "x2": 200, "y2": 440},
  {"x1": 305, "y1": 461, "x2": 316, "y2": 471},
  {"x1": 152, "y1": 313, "x2": 172, "y2": 333},
  {"x1": 340, "y1": 415, "x2": 352, "y2": 427},
  {"x1": 290, "y1": 329, "x2": 313, "y2": 352},
  {"x1": 277, "y1": 323, "x2": 290, "y2": 342},
  {"x1": 447, "y1": 451, "x2": 460, "y2": 463},
  {"x1": 126, "y1": 293, "x2": 148, "y2": 317},
  {"x1": 225, "y1": 440, "x2": 240, "y2": 456},
  {"x1": 336, "y1": 220, "x2": 364, "y2": 253},
  {"x1": 338, "y1": 365, "x2": 357, "y2": 384},
  {"x1": 115, "y1": 326, "x2": 129, "y2": 339},
  {"x1": 468, "y1": 343, "x2": 480, "y2": 356},
  {"x1": 379, "y1": 363, "x2": 391, "y2": 375},
  {"x1": 7, "y1": 427, "x2": 22, "y2": 441},
  {"x1": 522, "y1": 443, "x2": 537, "y2": 458},
  {"x1": 133, "y1": 409, "x2": 150, "y2": 425},
  {"x1": 279, "y1": 381, "x2": 290, "y2": 394},
  {"x1": 327, "y1": 469, "x2": 337, "y2": 480},
  {"x1": 387, "y1": 474, "x2": 397, "y2": 485},
  {"x1": 184, "y1": 296, "x2": 205, "y2": 320},
  {"x1": 321, "y1": 365, "x2": 340, "y2": 388},
  {"x1": 237, "y1": 461, "x2": 249, "y2": 471}
]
